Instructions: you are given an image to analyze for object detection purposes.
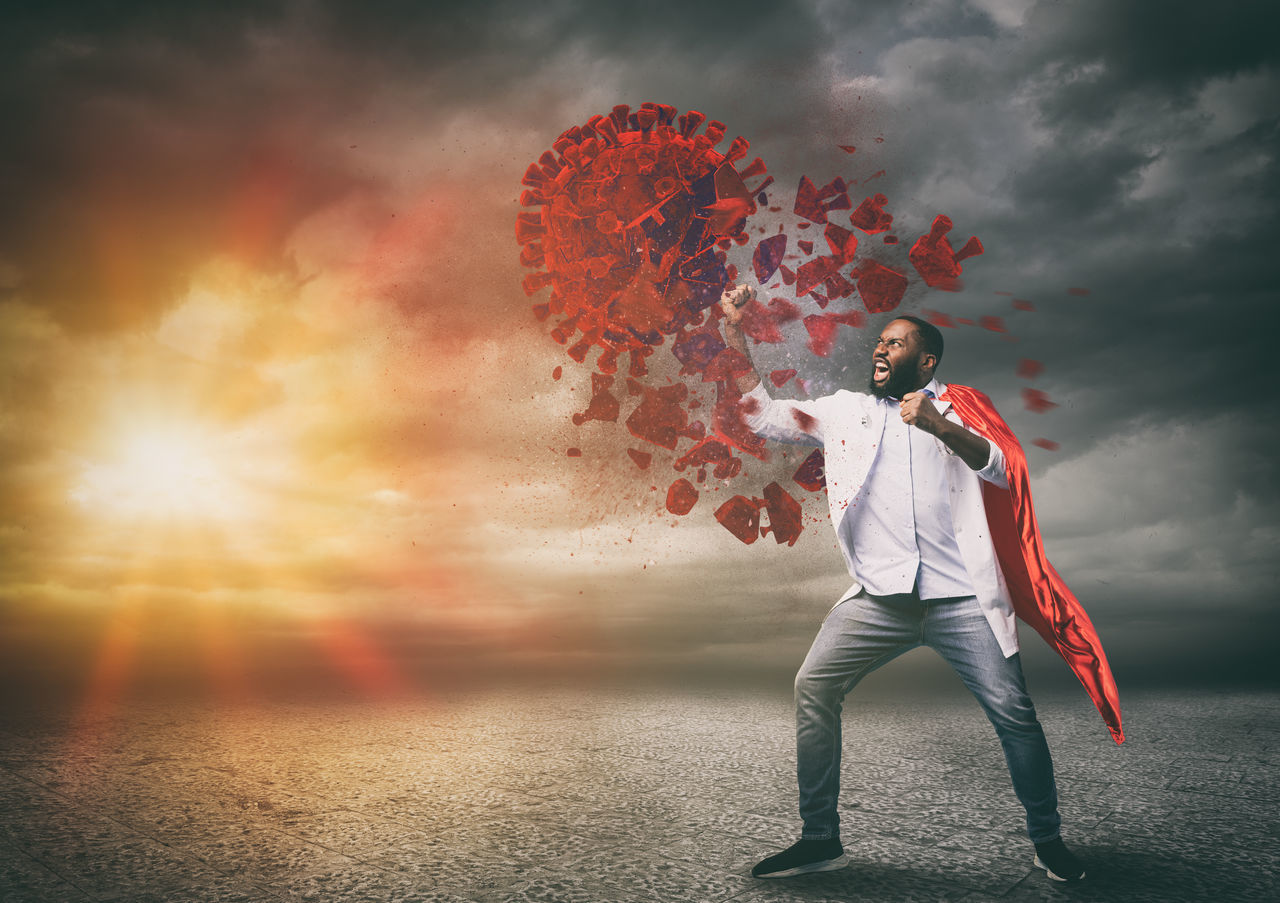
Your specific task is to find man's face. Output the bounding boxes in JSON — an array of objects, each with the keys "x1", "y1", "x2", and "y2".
[{"x1": 868, "y1": 319, "x2": 931, "y2": 399}]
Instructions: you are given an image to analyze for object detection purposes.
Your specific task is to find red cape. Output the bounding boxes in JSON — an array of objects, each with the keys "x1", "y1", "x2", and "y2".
[{"x1": 942, "y1": 385, "x2": 1124, "y2": 744}]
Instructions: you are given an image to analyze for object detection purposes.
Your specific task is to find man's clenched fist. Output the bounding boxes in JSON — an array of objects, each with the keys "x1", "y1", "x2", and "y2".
[{"x1": 719, "y1": 283, "x2": 755, "y2": 327}]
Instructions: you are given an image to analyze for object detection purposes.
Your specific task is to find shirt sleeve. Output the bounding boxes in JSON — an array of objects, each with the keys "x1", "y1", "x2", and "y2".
[
  {"x1": 741, "y1": 383, "x2": 826, "y2": 447},
  {"x1": 938, "y1": 410, "x2": 1009, "y2": 489},
  {"x1": 972, "y1": 429, "x2": 1008, "y2": 489}
]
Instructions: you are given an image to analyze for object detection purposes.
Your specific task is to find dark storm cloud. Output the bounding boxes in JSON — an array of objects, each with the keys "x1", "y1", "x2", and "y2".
[{"x1": 2, "y1": 0, "x2": 1278, "y2": 693}]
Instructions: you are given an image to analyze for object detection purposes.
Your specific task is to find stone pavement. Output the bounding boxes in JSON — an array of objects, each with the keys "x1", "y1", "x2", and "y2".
[{"x1": 0, "y1": 686, "x2": 1277, "y2": 902}]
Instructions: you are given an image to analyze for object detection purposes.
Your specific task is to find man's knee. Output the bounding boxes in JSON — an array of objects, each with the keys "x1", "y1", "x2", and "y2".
[
  {"x1": 794, "y1": 663, "x2": 843, "y2": 705},
  {"x1": 983, "y1": 684, "x2": 1041, "y2": 733}
]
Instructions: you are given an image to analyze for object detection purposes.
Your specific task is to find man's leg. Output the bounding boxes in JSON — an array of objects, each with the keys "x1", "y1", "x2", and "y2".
[
  {"x1": 753, "y1": 592, "x2": 918, "y2": 878},
  {"x1": 923, "y1": 597, "x2": 1062, "y2": 843},
  {"x1": 794, "y1": 592, "x2": 919, "y2": 838}
]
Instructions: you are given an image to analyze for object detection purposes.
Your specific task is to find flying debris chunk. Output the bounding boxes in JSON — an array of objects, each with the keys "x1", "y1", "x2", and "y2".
[
  {"x1": 714, "y1": 495, "x2": 761, "y2": 544},
  {"x1": 793, "y1": 176, "x2": 851, "y2": 224},
  {"x1": 627, "y1": 448, "x2": 653, "y2": 469},
  {"x1": 1016, "y1": 358, "x2": 1044, "y2": 380},
  {"x1": 1032, "y1": 438, "x2": 1060, "y2": 451},
  {"x1": 770, "y1": 369, "x2": 797, "y2": 388},
  {"x1": 1022, "y1": 388, "x2": 1058, "y2": 413},
  {"x1": 908, "y1": 215, "x2": 983, "y2": 291},
  {"x1": 849, "y1": 193, "x2": 893, "y2": 234},
  {"x1": 674, "y1": 437, "x2": 742, "y2": 480},
  {"x1": 793, "y1": 449, "x2": 826, "y2": 491},
  {"x1": 760, "y1": 481, "x2": 803, "y2": 546},
  {"x1": 752, "y1": 233, "x2": 787, "y2": 282},
  {"x1": 572, "y1": 372, "x2": 621, "y2": 425},
  {"x1": 666, "y1": 478, "x2": 700, "y2": 515},
  {"x1": 852, "y1": 260, "x2": 907, "y2": 313},
  {"x1": 625, "y1": 380, "x2": 703, "y2": 449}
]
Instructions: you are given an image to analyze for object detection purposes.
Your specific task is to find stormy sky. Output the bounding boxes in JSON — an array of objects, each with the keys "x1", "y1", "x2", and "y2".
[{"x1": 1, "y1": 0, "x2": 1277, "y2": 706}]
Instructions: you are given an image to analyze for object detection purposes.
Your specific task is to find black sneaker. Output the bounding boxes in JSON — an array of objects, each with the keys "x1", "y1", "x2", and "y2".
[
  {"x1": 752, "y1": 837, "x2": 848, "y2": 878},
  {"x1": 1034, "y1": 837, "x2": 1085, "y2": 882}
]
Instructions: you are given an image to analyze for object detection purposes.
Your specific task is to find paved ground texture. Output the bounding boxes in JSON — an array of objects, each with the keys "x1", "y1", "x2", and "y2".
[{"x1": 0, "y1": 686, "x2": 1277, "y2": 902}]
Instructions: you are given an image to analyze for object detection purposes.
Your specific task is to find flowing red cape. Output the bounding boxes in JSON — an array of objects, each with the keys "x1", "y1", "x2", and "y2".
[{"x1": 942, "y1": 385, "x2": 1124, "y2": 744}]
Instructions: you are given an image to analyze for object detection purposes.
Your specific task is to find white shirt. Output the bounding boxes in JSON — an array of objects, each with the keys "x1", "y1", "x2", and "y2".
[
  {"x1": 841, "y1": 379, "x2": 975, "y2": 599},
  {"x1": 742, "y1": 378, "x2": 1020, "y2": 657}
]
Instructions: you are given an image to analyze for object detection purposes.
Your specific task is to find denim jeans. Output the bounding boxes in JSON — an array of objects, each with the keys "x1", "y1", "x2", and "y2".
[{"x1": 794, "y1": 590, "x2": 1061, "y2": 843}]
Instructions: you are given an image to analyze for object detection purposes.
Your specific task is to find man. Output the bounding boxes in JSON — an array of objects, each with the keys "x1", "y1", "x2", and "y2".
[{"x1": 718, "y1": 284, "x2": 1088, "y2": 884}]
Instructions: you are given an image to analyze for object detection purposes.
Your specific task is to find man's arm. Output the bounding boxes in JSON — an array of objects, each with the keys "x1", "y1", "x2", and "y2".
[
  {"x1": 900, "y1": 392, "x2": 1000, "y2": 475},
  {"x1": 719, "y1": 283, "x2": 825, "y2": 446},
  {"x1": 719, "y1": 284, "x2": 762, "y2": 395}
]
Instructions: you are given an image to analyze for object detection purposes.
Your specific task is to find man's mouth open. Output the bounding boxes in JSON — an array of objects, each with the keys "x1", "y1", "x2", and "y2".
[{"x1": 872, "y1": 360, "x2": 890, "y2": 381}]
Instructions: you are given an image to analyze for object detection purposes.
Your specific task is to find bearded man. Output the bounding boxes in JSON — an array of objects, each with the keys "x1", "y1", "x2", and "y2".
[{"x1": 718, "y1": 284, "x2": 1115, "y2": 884}]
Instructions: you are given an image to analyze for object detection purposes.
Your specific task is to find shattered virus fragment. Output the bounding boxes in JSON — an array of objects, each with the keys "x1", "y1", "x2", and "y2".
[
  {"x1": 1032, "y1": 438, "x2": 1060, "y2": 451},
  {"x1": 909, "y1": 215, "x2": 983, "y2": 291},
  {"x1": 666, "y1": 478, "x2": 699, "y2": 515},
  {"x1": 714, "y1": 495, "x2": 761, "y2": 544},
  {"x1": 793, "y1": 450, "x2": 826, "y2": 492},
  {"x1": 519, "y1": 104, "x2": 1015, "y2": 551},
  {"x1": 1022, "y1": 388, "x2": 1058, "y2": 413},
  {"x1": 1016, "y1": 358, "x2": 1044, "y2": 380}
]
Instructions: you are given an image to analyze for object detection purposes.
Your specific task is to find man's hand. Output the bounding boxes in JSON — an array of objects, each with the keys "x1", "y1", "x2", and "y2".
[
  {"x1": 899, "y1": 391, "x2": 947, "y2": 436},
  {"x1": 903, "y1": 391, "x2": 994, "y2": 472},
  {"x1": 719, "y1": 283, "x2": 755, "y2": 328}
]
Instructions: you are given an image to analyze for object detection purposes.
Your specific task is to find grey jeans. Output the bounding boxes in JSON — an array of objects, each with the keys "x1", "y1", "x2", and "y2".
[{"x1": 794, "y1": 590, "x2": 1061, "y2": 843}]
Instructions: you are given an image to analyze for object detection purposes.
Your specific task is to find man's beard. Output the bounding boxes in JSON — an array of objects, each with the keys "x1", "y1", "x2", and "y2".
[{"x1": 868, "y1": 359, "x2": 922, "y2": 399}]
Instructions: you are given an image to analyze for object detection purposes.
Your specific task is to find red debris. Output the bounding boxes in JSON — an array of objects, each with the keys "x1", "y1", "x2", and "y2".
[
  {"x1": 924, "y1": 309, "x2": 956, "y2": 328},
  {"x1": 793, "y1": 449, "x2": 826, "y2": 491},
  {"x1": 1032, "y1": 438, "x2": 1060, "y2": 451},
  {"x1": 552, "y1": 366, "x2": 562, "y2": 380},
  {"x1": 712, "y1": 394, "x2": 769, "y2": 459},
  {"x1": 572, "y1": 372, "x2": 621, "y2": 425},
  {"x1": 823, "y1": 223, "x2": 859, "y2": 262},
  {"x1": 798, "y1": 239, "x2": 814, "y2": 255},
  {"x1": 852, "y1": 260, "x2": 908, "y2": 313},
  {"x1": 760, "y1": 481, "x2": 803, "y2": 546},
  {"x1": 770, "y1": 369, "x2": 797, "y2": 387},
  {"x1": 1016, "y1": 358, "x2": 1044, "y2": 379},
  {"x1": 792, "y1": 408, "x2": 820, "y2": 435},
  {"x1": 666, "y1": 478, "x2": 700, "y2": 515},
  {"x1": 908, "y1": 215, "x2": 982, "y2": 291},
  {"x1": 1012, "y1": 298, "x2": 1035, "y2": 311},
  {"x1": 674, "y1": 437, "x2": 742, "y2": 480},
  {"x1": 1067, "y1": 287, "x2": 1091, "y2": 296},
  {"x1": 625, "y1": 381, "x2": 703, "y2": 449},
  {"x1": 1022, "y1": 388, "x2": 1058, "y2": 413},
  {"x1": 627, "y1": 448, "x2": 652, "y2": 469},
  {"x1": 979, "y1": 315, "x2": 1006, "y2": 333},
  {"x1": 796, "y1": 255, "x2": 843, "y2": 297},
  {"x1": 752, "y1": 234, "x2": 787, "y2": 282},
  {"x1": 701, "y1": 347, "x2": 753, "y2": 383},
  {"x1": 767, "y1": 296, "x2": 801, "y2": 324},
  {"x1": 794, "y1": 176, "x2": 851, "y2": 224},
  {"x1": 714, "y1": 495, "x2": 761, "y2": 544},
  {"x1": 567, "y1": 447, "x2": 582, "y2": 457},
  {"x1": 838, "y1": 145, "x2": 857, "y2": 153},
  {"x1": 804, "y1": 314, "x2": 840, "y2": 356},
  {"x1": 849, "y1": 193, "x2": 893, "y2": 234}
]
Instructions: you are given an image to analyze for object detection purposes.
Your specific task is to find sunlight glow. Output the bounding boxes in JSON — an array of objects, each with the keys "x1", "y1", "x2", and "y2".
[{"x1": 72, "y1": 422, "x2": 250, "y2": 521}]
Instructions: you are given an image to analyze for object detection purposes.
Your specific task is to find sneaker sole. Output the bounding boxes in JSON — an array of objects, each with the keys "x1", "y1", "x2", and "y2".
[
  {"x1": 755, "y1": 853, "x2": 850, "y2": 879},
  {"x1": 1034, "y1": 854, "x2": 1084, "y2": 882}
]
